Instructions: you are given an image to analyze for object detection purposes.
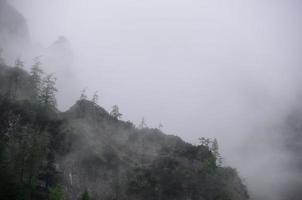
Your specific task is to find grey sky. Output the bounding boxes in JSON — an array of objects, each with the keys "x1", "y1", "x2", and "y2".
[{"x1": 9, "y1": 0, "x2": 302, "y2": 199}]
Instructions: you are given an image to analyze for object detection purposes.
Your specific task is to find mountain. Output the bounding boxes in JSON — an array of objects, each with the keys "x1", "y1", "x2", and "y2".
[
  {"x1": 0, "y1": 1, "x2": 79, "y2": 109},
  {"x1": 0, "y1": 0, "x2": 30, "y2": 62},
  {"x1": 43, "y1": 36, "x2": 80, "y2": 110},
  {"x1": 0, "y1": 60, "x2": 249, "y2": 199}
]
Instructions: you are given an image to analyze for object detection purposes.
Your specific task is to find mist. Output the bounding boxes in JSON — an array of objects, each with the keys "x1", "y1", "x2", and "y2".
[{"x1": 4, "y1": 0, "x2": 302, "y2": 199}]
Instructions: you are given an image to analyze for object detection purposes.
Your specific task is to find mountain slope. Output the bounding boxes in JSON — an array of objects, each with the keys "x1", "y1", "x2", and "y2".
[
  {"x1": 0, "y1": 61, "x2": 249, "y2": 200},
  {"x1": 56, "y1": 99, "x2": 249, "y2": 200}
]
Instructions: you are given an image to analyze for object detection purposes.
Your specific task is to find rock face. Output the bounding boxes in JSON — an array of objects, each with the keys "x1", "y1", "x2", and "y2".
[
  {"x1": 43, "y1": 36, "x2": 80, "y2": 110},
  {"x1": 0, "y1": 0, "x2": 30, "y2": 61},
  {"x1": 0, "y1": 0, "x2": 79, "y2": 110}
]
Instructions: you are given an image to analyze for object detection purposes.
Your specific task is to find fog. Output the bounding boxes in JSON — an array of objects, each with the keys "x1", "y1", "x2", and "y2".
[{"x1": 6, "y1": 0, "x2": 302, "y2": 199}]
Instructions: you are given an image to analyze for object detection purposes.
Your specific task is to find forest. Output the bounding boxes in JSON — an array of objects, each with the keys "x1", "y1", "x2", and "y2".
[{"x1": 0, "y1": 57, "x2": 249, "y2": 199}]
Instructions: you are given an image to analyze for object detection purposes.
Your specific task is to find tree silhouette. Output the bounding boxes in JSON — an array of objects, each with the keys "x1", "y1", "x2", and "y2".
[{"x1": 110, "y1": 105, "x2": 122, "y2": 119}]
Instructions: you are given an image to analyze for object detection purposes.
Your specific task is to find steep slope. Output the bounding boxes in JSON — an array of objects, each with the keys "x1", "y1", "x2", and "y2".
[
  {"x1": 57, "y1": 100, "x2": 249, "y2": 200},
  {"x1": 0, "y1": 62, "x2": 66, "y2": 200},
  {"x1": 0, "y1": 62, "x2": 249, "y2": 200}
]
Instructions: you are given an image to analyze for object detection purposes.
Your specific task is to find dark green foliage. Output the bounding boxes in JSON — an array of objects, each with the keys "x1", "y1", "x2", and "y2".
[
  {"x1": 110, "y1": 105, "x2": 122, "y2": 119},
  {"x1": 0, "y1": 61, "x2": 65, "y2": 199},
  {"x1": 0, "y1": 98, "x2": 65, "y2": 199},
  {"x1": 40, "y1": 74, "x2": 57, "y2": 107},
  {"x1": 126, "y1": 148, "x2": 232, "y2": 200},
  {"x1": 81, "y1": 191, "x2": 90, "y2": 200},
  {"x1": 0, "y1": 59, "x2": 249, "y2": 200},
  {"x1": 127, "y1": 157, "x2": 185, "y2": 200},
  {"x1": 29, "y1": 59, "x2": 44, "y2": 101},
  {"x1": 49, "y1": 186, "x2": 65, "y2": 200},
  {"x1": 60, "y1": 100, "x2": 248, "y2": 199}
]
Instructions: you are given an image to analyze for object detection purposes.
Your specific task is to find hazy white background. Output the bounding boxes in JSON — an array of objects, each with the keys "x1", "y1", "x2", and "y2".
[{"x1": 10, "y1": 0, "x2": 302, "y2": 199}]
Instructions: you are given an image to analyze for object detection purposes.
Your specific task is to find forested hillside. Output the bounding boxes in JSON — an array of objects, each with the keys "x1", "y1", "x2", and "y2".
[{"x1": 0, "y1": 59, "x2": 249, "y2": 199}]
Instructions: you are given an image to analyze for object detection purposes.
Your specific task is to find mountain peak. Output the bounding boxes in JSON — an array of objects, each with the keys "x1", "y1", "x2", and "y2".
[{"x1": 64, "y1": 99, "x2": 110, "y2": 120}]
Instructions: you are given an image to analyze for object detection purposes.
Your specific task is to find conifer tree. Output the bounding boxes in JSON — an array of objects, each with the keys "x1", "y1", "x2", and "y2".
[
  {"x1": 80, "y1": 88, "x2": 87, "y2": 101},
  {"x1": 211, "y1": 138, "x2": 222, "y2": 166},
  {"x1": 6, "y1": 58, "x2": 24, "y2": 99},
  {"x1": 78, "y1": 88, "x2": 88, "y2": 118},
  {"x1": 49, "y1": 186, "x2": 65, "y2": 200},
  {"x1": 138, "y1": 117, "x2": 147, "y2": 129},
  {"x1": 81, "y1": 190, "x2": 90, "y2": 200},
  {"x1": 40, "y1": 74, "x2": 57, "y2": 107},
  {"x1": 0, "y1": 49, "x2": 4, "y2": 64},
  {"x1": 199, "y1": 137, "x2": 211, "y2": 148},
  {"x1": 110, "y1": 105, "x2": 122, "y2": 119},
  {"x1": 92, "y1": 91, "x2": 99, "y2": 104},
  {"x1": 30, "y1": 58, "x2": 44, "y2": 101},
  {"x1": 158, "y1": 122, "x2": 163, "y2": 130},
  {"x1": 15, "y1": 58, "x2": 24, "y2": 69}
]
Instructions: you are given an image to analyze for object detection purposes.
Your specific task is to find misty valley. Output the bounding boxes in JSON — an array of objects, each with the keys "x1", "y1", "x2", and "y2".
[{"x1": 1, "y1": 0, "x2": 302, "y2": 200}]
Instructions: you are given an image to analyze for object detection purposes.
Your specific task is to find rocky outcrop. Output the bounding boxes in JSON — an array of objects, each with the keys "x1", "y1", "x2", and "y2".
[
  {"x1": 0, "y1": 0, "x2": 30, "y2": 61},
  {"x1": 43, "y1": 36, "x2": 79, "y2": 110}
]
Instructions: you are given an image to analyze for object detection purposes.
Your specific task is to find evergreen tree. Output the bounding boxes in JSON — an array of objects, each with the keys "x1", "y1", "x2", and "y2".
[
  {"x1": 80, "y1": 88, "x2": 87, "y2": 101},
  {"x1": 78, "y1": 88, "x2": 88, "y2": 118},
  {"x1": 81, "y1": 190, "x2": 90, "y2": 200},
  {"x1": 30, "y1": 59, "x2": 44, "y2": 101},
  {"x1": 12, "y1": 58, "x2": 24, "y2": 98},
  {"x1": 199, "y1": 137, "x2": 211, "y2": 148},
  {"x1": 49, "y1": 186, "x2": 65, "y2": 200},
  {"x1": 211, "y1": 138, "x2": 222, "y2": 166},
  {"x1": 40, "y1": 74, "x2": 57, "y2": 107},
  {"x1": 110, "y1": 105, "x2": 122, "y2": 119},
  {"x1": 0, "y1": 49, "x2": 4, "y2": 64},
  {"x1": 158, "y1": 122, "x2": 163, "y2": 130},
  {"x1": 138, "y1": 117, "x2": 147, "y2": 129},
  {"x1": 6, "y1": 58, "x2": 24, "y2": 99},
  {"x1": 15, "y1": 58, "x2": 24, "y2": 69},
  {"x1": 92, "y1": 91, "x2": 99, "y2": 104}
]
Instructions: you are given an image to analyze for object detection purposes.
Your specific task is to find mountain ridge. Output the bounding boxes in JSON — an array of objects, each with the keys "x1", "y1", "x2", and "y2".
[{"x1": 0, "y1": 61, "x2": 249, "y2": 199}]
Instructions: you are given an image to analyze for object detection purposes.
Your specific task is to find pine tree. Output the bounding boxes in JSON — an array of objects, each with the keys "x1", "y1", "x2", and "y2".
[
  {"x1": 0, "y1": 49, "x2": 4, "y2": 64},
  {"x1": 211, "y1": 138, "x2": 222, "y2": 166},
  {"x1": 30, "y1": 59, "x2": 44, "y2": 101},
  {"x1": 110, "y1": 105, "x2": 122, "y2": 119},
  {"x1": 199, "y1": 137, "x2": 211, "y2": 148},
  {"x1": 40, "y1": 74, "x2": 57, "y2": 107},
  {"x1": 158, "y1": 122, "x2": 163, "y2": 130},
  {"x1": 80, "y1": 88, "x2": 87, "y2": 101},
  {"x1": 6, "y1": 58, "x2": 24, "y2": 99},
  {"x1": 138, "y1": 117, "x2": 147, "y2": 129},
  {"x1": 49, "y1": 186, "x2": 65, "y2": 200},
  {"x1": 13, "y1": 58, "x2": 24, "y2": 97},
  {"x1": 81, "y1": 190, "x2": 90, "y2": 200},
  {"x1": 78, "y1": 88, "x2": 88, "y2": 118},
  {"x1": 92, "y1": 91, "x2": 99, "y2": 104},
  {"x1": 15, "y1": 58, "x2": 24, "y2": 69}
]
